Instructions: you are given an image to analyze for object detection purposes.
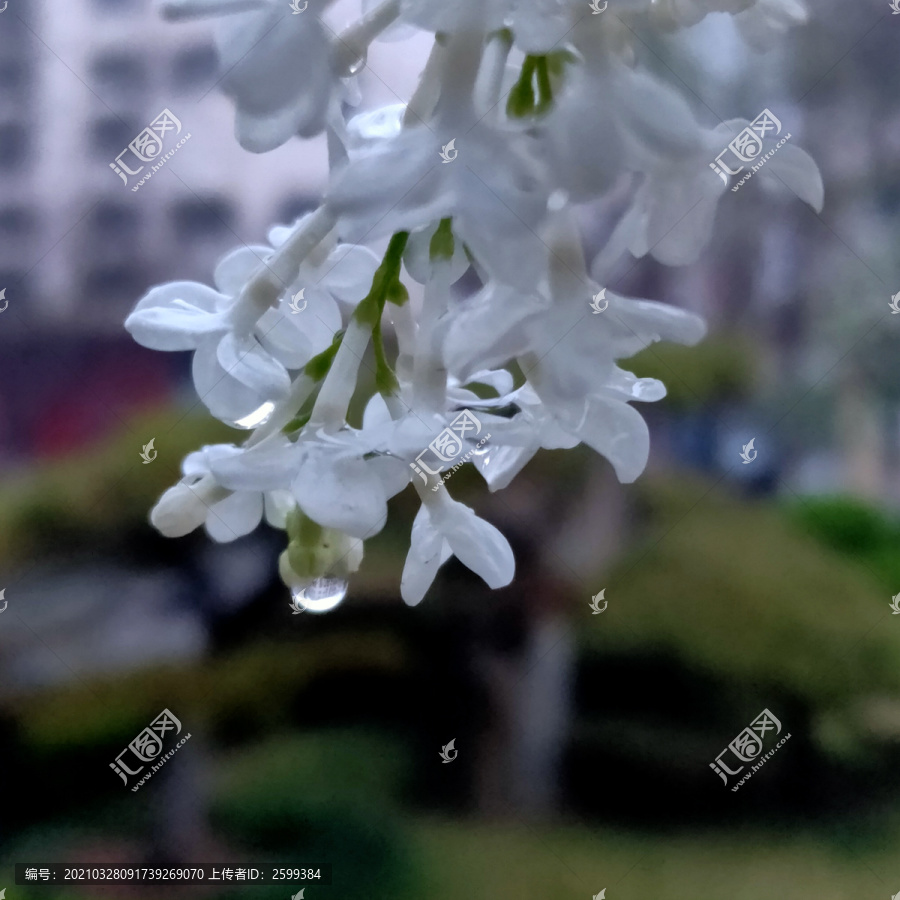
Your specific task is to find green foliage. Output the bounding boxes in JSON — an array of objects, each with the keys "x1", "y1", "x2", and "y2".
[
  {"x1": 627, "y1": 333, "x2": 759, "y2": 409},
  {"x1": 411, "y1": 819, "x2": 900, "y2": 900},
  {"x1": 212, "y1": 732, "x2": 416, "y2": 900},
  {"x1": 785, "y1": 494, "x2": 900, "y2": 588},
  {"x1": 580, "y1": 474, "x2": 900, "y2": 716},
  {"x1": 0, "y1": 406, "x2": 238, "y2": 564},
  {"x1": 8, "y1": 636, "x2": 408, "y2": 753}
]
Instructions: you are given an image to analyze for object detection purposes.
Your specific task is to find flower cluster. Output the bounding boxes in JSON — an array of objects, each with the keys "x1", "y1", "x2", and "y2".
[{"x1": 128, "y1": 0, "x2": 822, "y2": 610}]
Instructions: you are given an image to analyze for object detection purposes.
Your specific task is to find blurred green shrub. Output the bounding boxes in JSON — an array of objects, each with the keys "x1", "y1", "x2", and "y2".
[
  {"x1": 212, "y1": 732, "x2": 416, "y2": 900},
  {"x1": 785, "y1": 494, "x2": 900, "y2": 588},
  {"x1": 0, "y1": 405, "x2": 238, "y2": 565},
  {"x1": 578, "y1": 473, "x2": 900, "y2": 760},
  {"x1": 8, "y1": 635, "x2": 408, "y2": 753}
]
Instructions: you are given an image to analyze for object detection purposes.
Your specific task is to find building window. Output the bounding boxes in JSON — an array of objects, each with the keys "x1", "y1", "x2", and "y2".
[
  {"x1": 91, "y1": 54, "x2": 146, "y2": 94},
  {"x1": 91, "y1": 201, "x2": 138, "y2": 241},
  {"x1": 90, "y1": 117, "x2": 138, "y2": 156},
  {"x1": 0, "y1": 123, "x2": 28, "y2": 170},
  {"x1": 0, "y1": 206, "x2": 36, "y2": 238},
  {"x1": 172, "y1": 197, "x2": 234, "y2": 242},
  {"x1": 0, "y1": 58, "x2": 31, "y2": 99},
  {"x1": 172, "y1": 45, "x2": 217, "y2": 90},
  {"x1": 81, "y1": 266, "x2": 144, "y2": 305},
  {"x1": 0, "y1": 271, "x2": 30, "y2": 303}
]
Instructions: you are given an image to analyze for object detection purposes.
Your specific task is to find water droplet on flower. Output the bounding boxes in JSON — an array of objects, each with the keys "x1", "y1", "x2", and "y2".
[
  {"x1": 347, "y1": 52, "x2": 367, "y2": 76},
  {"x1": 291, "y1": 577, "x2": 348, "y2": 614},
  {"x1": 234, "y1": 401, "x2": 276, "y2": 429}
]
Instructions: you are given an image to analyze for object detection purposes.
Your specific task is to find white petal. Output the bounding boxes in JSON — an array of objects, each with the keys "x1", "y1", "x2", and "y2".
[
  {"x1": 217, "y1": 8, "x2": 333, "y2": 151},
  {"x1": 256, "y1": 308, "x2": 316, "y2": 370},
  {"x1": 192, "y1": 337, "x2": 266, "y2": 422},
  {"x1": 368, "y1": 455, "x2": 411, "y2": 500},
  {"x1": 363, "y1": 393, "x2": 393, "y2": 430},
  {"x1": 205, "y1": 490, "x2": 264, "y2": 542},
  {"x1": 574, "y1": 395, "x2": 651, "y2": 484},
  {"x1": 400, "y1": 504, "x2": 451, "y2": 606},
  {"x1": 150, "y1": 482, "x2": 210, "y2": 537},
  {"x1": 430, "y1": 496, "x2": 515, "y2": 589},
  {"x1": 264, "y1": 489, "x2": 295, "y2": 529},
  {"x1": 292, "y1": 452, "x2": 388, "y2": 540},
  {"x1": 403, "y1": 222, "x2": 471, "y2": 286},
  {"x1": 216, "y1": 332, "x2": 291, "y2": 399},
  {"x1": 206, "y1": 440, "x2": 301, "y2": 492},
  {"x1": 760, "y1": 142, "x2": 824, "y2": 212},
  {"x1": 214, "y1": 245, "x2": 271, "y2": 296},
  {"x1": 473, "y1": 443, "x2": 538, "y2": 492},
  {"x1": 319, "y1": 244, "x2": 382, "y2": 304},
  {"x1": 125, "y1": 282, "x2": 227, "y2": 351}
]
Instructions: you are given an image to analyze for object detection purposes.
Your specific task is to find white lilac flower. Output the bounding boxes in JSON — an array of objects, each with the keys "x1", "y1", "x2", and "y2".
[
  {"x1": 161, "y1": 0, "x2": 337, "y2": 152},
  {"x1": 328, "y1": 33, "x2": 551, "y2": 289},
  {"x1": 205, "y1": 426, "x2": 409, "y2": 541},
  {"x1": 597, "y1": 114, "x2": 822, "y2": 269},
  {"x1": 647, "y1": 0, "x2": 807, "y2": 40},
  {"x1": 128, "y1": 0, "x2": 821, "y2": 609},
  {"x1": 401, "y1": 489, "x2": 515, "y2": 605},
  {"x1": 126, "y1": 245, "x2": 292, "y2": 425},
  {"x1": 443, "y1": 269, "x2": 706, "y2": 483},
  {"x1": 150, "y1": 444, "x2": 293, "y2": 541},
  {"x1": 126, "y1": 236, "x2": 379, "y2": 425}
]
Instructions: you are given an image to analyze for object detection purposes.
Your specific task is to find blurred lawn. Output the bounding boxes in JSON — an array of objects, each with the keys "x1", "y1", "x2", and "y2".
[{"x1": 412, "y1": 819, "x2": 898, "y2": 900}]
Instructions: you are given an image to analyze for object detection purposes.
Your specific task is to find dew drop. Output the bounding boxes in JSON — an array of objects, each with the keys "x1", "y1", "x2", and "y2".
[
  {"x1": 291, "y1": 577, "x2": 348, "y2": 614},
  {"x1": 347, "y1": 52, "x2": 367, "y2": 76},
  {"x1": 472, "y1": 445, "x2": 491, "y2": 464},
  {"x1": 234, "y1": 401, "x2": 276, "y2": 430}
]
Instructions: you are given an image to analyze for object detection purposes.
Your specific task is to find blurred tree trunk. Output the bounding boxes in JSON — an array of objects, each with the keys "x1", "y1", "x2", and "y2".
[{"x1": 837, "y1": 367, "x2": 884, "y2": 499}]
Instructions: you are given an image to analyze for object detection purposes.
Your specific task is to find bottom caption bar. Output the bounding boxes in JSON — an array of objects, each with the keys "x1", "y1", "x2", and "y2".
[{"x1": 16, "y1": 865, "x2": 332, "y2": 885}]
